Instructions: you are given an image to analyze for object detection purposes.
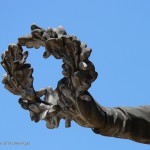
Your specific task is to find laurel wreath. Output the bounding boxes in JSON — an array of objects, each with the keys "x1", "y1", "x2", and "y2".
[{"x1": 1, "y1": 24, "x2": 98, "y2": 128}]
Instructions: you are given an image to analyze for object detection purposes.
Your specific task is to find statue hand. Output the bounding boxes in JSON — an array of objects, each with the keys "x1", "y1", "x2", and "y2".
[{"x1": 58, "y1": 84, "x2": 106, "y2": 129}]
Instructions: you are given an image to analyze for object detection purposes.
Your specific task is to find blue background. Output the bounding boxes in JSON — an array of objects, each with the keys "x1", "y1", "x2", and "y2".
[{"x1": 0, "y1": 0, "x2": 150, "y2": 149}]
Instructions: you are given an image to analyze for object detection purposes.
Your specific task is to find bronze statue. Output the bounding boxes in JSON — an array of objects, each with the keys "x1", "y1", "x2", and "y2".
[{"x1": 1, "y1": 24, "x2": 150, "y2": 144}]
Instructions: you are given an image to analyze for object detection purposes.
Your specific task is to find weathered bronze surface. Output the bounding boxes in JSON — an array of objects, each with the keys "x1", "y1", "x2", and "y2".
[{"x1": 1, "y1": 24, "x2": 150, "y2": 144}]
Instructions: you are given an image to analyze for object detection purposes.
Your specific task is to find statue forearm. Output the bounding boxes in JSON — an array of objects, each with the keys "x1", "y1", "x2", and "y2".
[{"x1": 91, "y1": 104, "x2": 150, "y2": 144}]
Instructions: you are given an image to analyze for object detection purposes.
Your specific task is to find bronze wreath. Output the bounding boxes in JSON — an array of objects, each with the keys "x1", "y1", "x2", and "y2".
[{"x1": 1, "y1": 24, "x2": 98, "y2": 129}]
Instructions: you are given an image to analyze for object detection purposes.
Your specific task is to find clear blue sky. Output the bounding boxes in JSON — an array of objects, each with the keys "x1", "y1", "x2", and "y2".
[{"x1": 0, "y1": 0, "x2": 150, "y2": 149}]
